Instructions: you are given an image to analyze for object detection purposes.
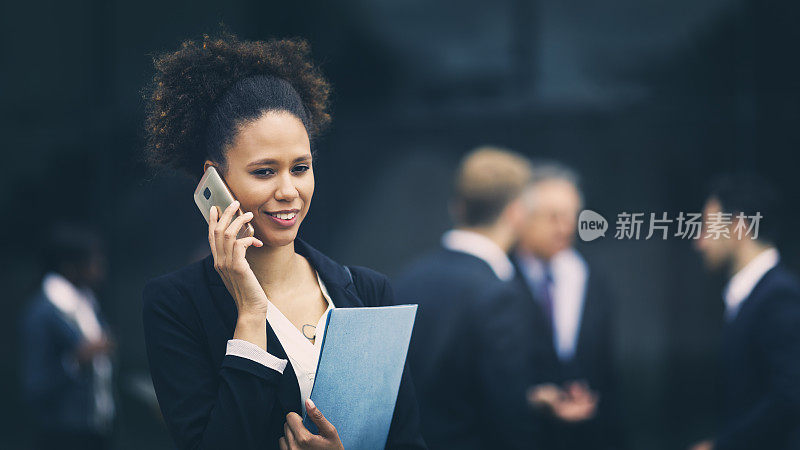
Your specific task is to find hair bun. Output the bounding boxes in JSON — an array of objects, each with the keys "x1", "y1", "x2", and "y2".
[{"x1": 142, "y1": 30, "x2": 331, "y2": 176}]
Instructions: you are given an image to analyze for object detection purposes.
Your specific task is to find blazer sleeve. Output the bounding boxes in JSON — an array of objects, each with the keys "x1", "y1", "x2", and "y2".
[
  {"x1": 714, "y1": 288, "x2": 800, "y2": 450},
  {"x1": 589, "y1": 277, "x2": 628, "y2": 450},
  {"x1": 142, "y1": 276, "x2": 284, "y2": 450},
  {"x1": 471, "y1": 282, "x2": 538, "y2": 450},
  {"x1": 350, "y1": 266, "x2": 428, "y2": 449}
]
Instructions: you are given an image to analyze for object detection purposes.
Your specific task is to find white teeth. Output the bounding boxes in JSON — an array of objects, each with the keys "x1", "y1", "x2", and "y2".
[{"x1": 270, "y1": 212, "x2": 297, "y2": 220}]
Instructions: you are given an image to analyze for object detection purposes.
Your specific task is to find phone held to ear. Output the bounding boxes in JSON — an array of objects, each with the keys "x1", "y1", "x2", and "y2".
[{"x1": 193, "y1": 166, "x2": 255, "y2": 240}]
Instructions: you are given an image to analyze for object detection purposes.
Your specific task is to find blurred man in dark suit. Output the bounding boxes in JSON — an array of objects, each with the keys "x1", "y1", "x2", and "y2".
[
  {"x1": 394, "y1": 146, "x2": 537, "y2": 449},
  {"x1": 691, "y1": 174, "x2": 800, "y2": 450},
  {"x1": 511, "y1": 163, "x2": 625, "y2": 450},
  {"x1": 20, "y1": 222, "x2": 116, "y2": 450}
]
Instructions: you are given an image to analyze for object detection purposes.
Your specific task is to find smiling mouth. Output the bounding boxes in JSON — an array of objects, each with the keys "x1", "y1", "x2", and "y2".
[{"x1": 266, "y1": 211, "x2": 298, "y2": 220}]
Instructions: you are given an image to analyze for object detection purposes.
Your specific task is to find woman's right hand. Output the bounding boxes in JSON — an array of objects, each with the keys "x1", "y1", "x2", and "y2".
[
  {"x1": 279, "y1": 399, "x2": 344, "y2": 450},
  {"x1": 209, "y1": 201, "x2": 269, "y2": 321}
]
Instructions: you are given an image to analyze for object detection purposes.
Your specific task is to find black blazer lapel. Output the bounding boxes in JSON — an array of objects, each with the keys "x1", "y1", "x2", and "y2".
[
  {"x1": 509, "y1": 254, "x2": 556, "y2": 341},
  {"x1": 730, "y1": 265, "x2": 780, "y2": 327},
  {"x1": 571, "y1": 272, "x2": 595, "y2": 371},
  {"x1": 294, "y1": 238, "x2": 366, "y2": 309}
]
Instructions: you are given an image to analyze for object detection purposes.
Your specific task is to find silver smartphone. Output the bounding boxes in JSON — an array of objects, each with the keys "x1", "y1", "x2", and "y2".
[{"x1": 193, "y1": 166, "x2": 254, "y2": 239}]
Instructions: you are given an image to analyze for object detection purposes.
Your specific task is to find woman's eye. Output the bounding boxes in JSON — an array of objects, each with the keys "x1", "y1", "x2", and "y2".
[
  {"x1": 293, "y1": 165, "x2": 310, "y2": 173},
  {"x1": 252, "y1": 168, "x2": 274, "y2": 176}
]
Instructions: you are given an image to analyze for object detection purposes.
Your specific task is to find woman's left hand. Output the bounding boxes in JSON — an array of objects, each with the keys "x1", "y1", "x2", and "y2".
[{"x1": 280, "y1": 399, "x2": 344, "y2": 450}]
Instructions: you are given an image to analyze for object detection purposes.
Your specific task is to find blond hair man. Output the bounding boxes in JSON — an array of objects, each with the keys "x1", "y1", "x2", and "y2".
[{"x1": 395, "y1": 146, "x2": 536, "y2": 449}]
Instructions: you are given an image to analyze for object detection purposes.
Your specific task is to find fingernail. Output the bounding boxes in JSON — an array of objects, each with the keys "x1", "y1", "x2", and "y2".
[{"x1": 306, "y1": 399, "x2": 315, "y2": 410}]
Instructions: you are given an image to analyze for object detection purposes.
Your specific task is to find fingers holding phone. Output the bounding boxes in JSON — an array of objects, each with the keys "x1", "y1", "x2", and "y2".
[
  {"x1": 214, "y1": 200, "x2": 258, "y2": 266},
  {"x1": 208, "y1": 201, "x2": 269, "y2": 318}
]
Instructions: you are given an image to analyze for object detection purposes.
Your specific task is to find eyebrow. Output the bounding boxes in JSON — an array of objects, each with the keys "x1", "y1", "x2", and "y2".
[{"x1": 246, "y1": 154, "x2": 312, "y2": 167}]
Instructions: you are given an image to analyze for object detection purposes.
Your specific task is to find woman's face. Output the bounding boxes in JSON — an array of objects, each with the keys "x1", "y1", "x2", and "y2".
[{"x1": 204, "y1": 111, "x2": 314, "y2": 248}]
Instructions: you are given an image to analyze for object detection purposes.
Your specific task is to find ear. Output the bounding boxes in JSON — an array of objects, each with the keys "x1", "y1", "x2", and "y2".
[
  {"x1": 503, "y1": 198, "x2": 526, "y2": 230},
  {"x1": 448, "y1": 200, "x2": 464, "y2": 226},
  {"x1": 203, "y1": 160, "x2": 215, "y2": 173}
]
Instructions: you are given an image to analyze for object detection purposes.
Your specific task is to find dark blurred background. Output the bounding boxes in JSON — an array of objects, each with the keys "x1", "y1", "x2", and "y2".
[{"x1": 2, "y1": 0, "x2": 799, "y2": 448}]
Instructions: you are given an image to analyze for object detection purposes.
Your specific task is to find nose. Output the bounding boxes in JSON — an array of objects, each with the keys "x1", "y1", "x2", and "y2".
[
  {"x1": 274, "y1": 171, "x2": 299, "y2": 201},
  {"x1": 694, "y1": 235, "x2": 708, "y2": 251}
]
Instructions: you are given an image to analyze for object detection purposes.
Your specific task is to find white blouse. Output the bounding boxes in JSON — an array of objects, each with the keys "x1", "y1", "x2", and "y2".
[
  {"x1": 225, "y1": 270, "x2": 335, "y2": 415},
  {"x1": 268, "y1": 270, "x2": 334, "y2": 413}
]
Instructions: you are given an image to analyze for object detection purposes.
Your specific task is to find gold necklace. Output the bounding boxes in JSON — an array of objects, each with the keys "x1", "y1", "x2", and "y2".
[{"x1": 301, "y1": 324, "x2": 316, "y2": 341}]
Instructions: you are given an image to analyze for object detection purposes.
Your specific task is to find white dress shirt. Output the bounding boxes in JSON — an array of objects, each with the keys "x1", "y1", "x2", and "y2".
[
  {"x1": 225, "y1": 270, "x2": 334, "y2": 415},
  {"x1": 516, "y1": 248, "x2": 588, "y2": 362},
  {"x1": 441, "y1": 229, "x2": 515, "y2": 281},
  {"x1": 42, "y1": 271, "x2": 115, "y2": 431},
  {"x1": 723, "y1": 247, "x2": 780, "y2": 321}
]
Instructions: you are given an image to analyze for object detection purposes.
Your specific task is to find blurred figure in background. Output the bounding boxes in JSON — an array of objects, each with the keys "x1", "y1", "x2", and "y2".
[
  {"x1": 394, "y1": 146, "x2": 536, "y2": 449},
  {"x1": 20, "y1": 222, "x2": 116, "y2": 450},
  {"x1": 691, "y1": 174, "x2": 800, "y2": 450},
  {"x1": 512, "y1": 163, "x2": 625, "y2": 450}
]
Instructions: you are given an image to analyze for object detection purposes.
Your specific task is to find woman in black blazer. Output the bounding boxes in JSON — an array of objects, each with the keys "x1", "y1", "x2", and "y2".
[{"x1": 140, "y1": 32, "x2": 426, "y2": 450}]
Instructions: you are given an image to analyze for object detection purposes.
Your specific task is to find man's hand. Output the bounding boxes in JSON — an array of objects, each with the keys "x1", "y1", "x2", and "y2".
[
  {"x1": 552, "y1": 381, "x2": 599, "y2": 422},
  {"x1": 528, "y1": 383, "x2": 562, "y2": 410},
  {"x1": 527, "y1": 380, "x2": 599, "y2": 423},
  {"x1": 75, "y1": 334, "x2": 116, "y2": 364},
  {"x1": 279, "y1": 399, "x2": 344, "y2": 450}
]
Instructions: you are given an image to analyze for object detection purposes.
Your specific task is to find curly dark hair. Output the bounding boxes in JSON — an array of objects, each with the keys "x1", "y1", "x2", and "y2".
[{"x1": 142, "y1": 30, "x2": 331, "y2": 178}]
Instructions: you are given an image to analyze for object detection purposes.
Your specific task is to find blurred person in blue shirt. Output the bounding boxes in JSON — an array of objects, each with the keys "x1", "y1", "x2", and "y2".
[{"x1": 20, "y1": 222, "x2": 116, "y2": 450}]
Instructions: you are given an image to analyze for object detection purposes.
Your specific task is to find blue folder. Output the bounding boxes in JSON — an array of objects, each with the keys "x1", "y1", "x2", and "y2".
[{"x1": 303, "y1": 304, "x2": 418, "y2": 450}]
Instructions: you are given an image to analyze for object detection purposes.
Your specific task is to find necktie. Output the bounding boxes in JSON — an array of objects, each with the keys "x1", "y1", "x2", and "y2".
[{"x1": 538, "y1": 264, "x2": 555, "y2": 328}]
